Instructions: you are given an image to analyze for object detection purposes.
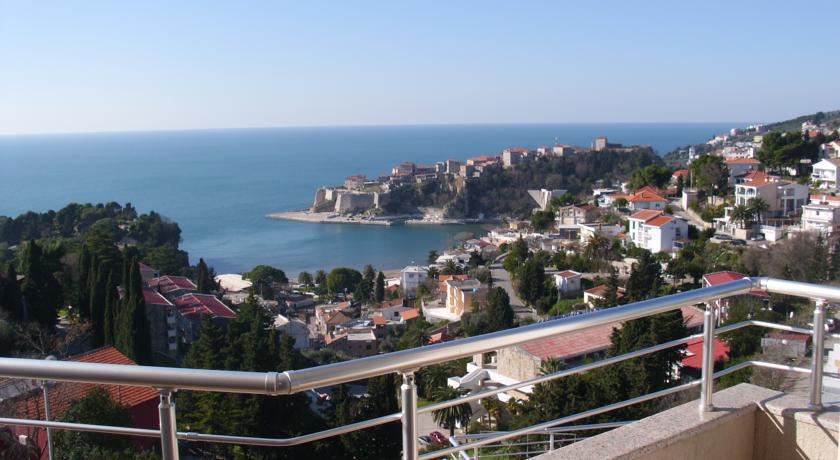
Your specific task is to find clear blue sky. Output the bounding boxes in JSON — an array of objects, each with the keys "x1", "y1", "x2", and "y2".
[{"x1": 2, "y1": 0, "x2": 839, "y2": 135}]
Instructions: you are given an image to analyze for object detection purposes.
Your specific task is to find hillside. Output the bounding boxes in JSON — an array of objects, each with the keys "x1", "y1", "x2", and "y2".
[{"x1": 443, "y1": 147, "x2": 662, "y2": 219}]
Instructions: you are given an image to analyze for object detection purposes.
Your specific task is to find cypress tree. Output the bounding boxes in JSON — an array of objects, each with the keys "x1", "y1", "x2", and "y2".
[
  {"x1": 103, "y1": 272, "x2": 117, "y2": 346},
  {"x1": 89, "y1": 261, "x2": 106, "y2": 345},
  {"x1": 1, "y1": 263, "x2": 23, "y2": 322},
  {"x1": 485, "y1": 287, "x2": 514, "y2": 332},
  {"x1": 196, "y1": 258, "x2": 215, "y2": 294},
  {"x1": 20, "y1": 240, "x2": 61, "y2": 328},
  {"x1": 374, "y1": 271, "x2": 385, "y2": 303},
  {"x1": 76, "y1": 245, "x2": 91, "y2": 319},
  {"x1": 116, "y1": 259, "x2": 151, "y2": 364}
]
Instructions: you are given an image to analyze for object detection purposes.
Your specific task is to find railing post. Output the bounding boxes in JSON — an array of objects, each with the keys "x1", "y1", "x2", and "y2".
[
  {"x1": 401, "y1": 372, "x2": 418, "y2": 460},
  {"x1": 158, "y1": 390, "x2": 179, "y2": 460},
  {"x1": 42, "y1": 355, "x2": 57, "y2": 460},
  {"x1": 809, "y1": 300, "x2": 827, "y2": 410},
  {"x1": 699, "y1": 304, "x2": 716, "y2": 413}
]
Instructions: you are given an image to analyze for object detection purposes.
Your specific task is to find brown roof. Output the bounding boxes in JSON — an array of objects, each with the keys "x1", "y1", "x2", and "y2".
[
  {"x1": 629, "y1": 210, "x2": 663, "y2": 221},
  {"x1": 646, "y1": 215, "x2": 675, "y2": 227},
  {"x1": 13, "y1": 347, "x2": 159, "y2": 420},
  {"x1": 628, "y1": 190, "x2": 667, "y2": 203},
  {"x1": 518, "y1": 306, "x2": 704, "y2": 361}
]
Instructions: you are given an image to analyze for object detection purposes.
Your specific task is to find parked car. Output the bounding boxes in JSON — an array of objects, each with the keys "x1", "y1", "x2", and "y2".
[
  {"x1": 714, "y1": 234, "x2": 732, "y2": 241},
  {"x1": 418, "y1": 436, "x2": 433, "y2": 447},
  {"x1": 750, "y1": 234, "x2": 765, "y2": 241},
  {"x1": 731, "y1": 239, "x2": 747, "y2": 246},
  {"x1": 429, "y1": 431, "x2": 447, "y2": 444}
]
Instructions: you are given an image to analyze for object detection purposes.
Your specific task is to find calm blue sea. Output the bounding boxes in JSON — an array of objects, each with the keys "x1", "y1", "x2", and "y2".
[{"x1": 0, "y1": 123, "x2": 737, "y2": 274}]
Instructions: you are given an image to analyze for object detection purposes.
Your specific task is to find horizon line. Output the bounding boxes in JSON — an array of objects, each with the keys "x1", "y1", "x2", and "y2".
[{"x1": 0, "y1": 120, "x2": 753, "y2": 138}]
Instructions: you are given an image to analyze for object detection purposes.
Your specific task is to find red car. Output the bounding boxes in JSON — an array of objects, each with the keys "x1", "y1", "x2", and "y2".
[{"x1": 429, "y1": 431, "x2": 447, "y2": 444}]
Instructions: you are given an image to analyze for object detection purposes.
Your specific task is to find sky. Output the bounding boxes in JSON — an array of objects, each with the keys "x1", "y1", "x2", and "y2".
[{"x1": 1, "y1": 0, "x2": 839, "y2": 135}]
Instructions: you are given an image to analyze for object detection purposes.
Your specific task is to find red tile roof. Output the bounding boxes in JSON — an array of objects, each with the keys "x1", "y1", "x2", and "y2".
[
  {"x1": 556, "y1": 270, "x2": 581, "y2": 278},
  {"x1": 372, "y1": 316, "x2": 387, "y2": 326},
  {"x1": 629, "y1": 210, "x2": 663, "y2": 221},
  {"x1": 741, "y1": 171, "x2": 774, "y2": 182},
  {"x1": 645, "y1": 215, "x2": 675, "y2": 228},
  {"x1": 672, "y1": 169, "x2": 689, "y2": 178},
  {"x1": 400, "y1": 309, "x2": 420, "y2": 321},
  {"x1": 627, "y1": 190, "x2": 667, "y2": 203},
  {"x1": 147, "y1": 276, "x2": 197, "y2": 295},
  {"x1": 173, "y1": 293, "x2": 235, "y2": 319},
  {"x1": 142, "y1": 287, "x2": 172, "y2": 306},
  {"x1": 13, "y1": 347, "x2": 159, "y2": 420},
  {"x1": 767, "y1": 332, "x2": 810, "y2": 342},
  {"x1": 518, "y1": 306, "x2": 704, "y2": 361},
  {"x1": 584, "y1": 284, "x2": 625, "y2": 299},
  {"x1": 725, "y1": 158, "x2": 761, "y2": 165},
  {"x1": 682, "y1": 338, "x2": 730, "y2": 369}
]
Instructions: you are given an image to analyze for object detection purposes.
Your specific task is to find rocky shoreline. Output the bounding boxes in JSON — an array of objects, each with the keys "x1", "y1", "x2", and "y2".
[{"x1": 265, "y1": 210, "x2": 498, "y2": 226}]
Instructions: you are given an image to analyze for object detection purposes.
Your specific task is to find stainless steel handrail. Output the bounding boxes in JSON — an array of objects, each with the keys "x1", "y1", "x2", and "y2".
[{"x1": 0, "y1": 277, "x2": 835, "y2": 460}]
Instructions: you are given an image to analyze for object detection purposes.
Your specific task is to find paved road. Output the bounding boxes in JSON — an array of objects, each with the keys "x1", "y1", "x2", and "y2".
[{"x1": 490, "y1": 262, "x2": 537, "y2": 321}]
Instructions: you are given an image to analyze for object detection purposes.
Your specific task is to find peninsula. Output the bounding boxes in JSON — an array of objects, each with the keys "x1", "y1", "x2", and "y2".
[{"x1": 267, "y1": 137, "x2": 659, "y2": 225}]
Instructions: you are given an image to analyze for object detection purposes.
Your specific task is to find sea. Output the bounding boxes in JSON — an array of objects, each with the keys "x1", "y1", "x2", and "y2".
[{"x1": 0, "y1": 123, "x2": 738, "y2": 275}]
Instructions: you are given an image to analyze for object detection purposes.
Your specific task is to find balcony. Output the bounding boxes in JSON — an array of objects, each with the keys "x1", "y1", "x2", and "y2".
[{"x1": 0, "y1": 277, "x2": 838, "y2": 460}]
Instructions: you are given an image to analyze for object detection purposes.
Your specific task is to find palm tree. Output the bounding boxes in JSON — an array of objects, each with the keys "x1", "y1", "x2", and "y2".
[
  {"x1": 584, "y1": 234, "x2": 608, "y2": 261},
  {"x1": 431, "y1": 386, "x2": 473, "y2": 436},
  {"x1": 748, "y1": 197, "x2": 770, "y2": 225},
  {"x1": 481, "y1": 397, "x2": 504, "y2": 430},
  {"x1": 420, "y1": 363, "x2": 454, "y2": 398},
  {"x1": 440, "y1": 259, "x2": 461, "y2": 276},
  {"x1": 729, "y1": 205, "x2": 753, "y2": 229}
]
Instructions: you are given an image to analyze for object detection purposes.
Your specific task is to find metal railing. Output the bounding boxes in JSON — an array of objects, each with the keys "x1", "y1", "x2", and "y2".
[{"x1": 0, "y1": 277, "x2": 837, "y2": 460}]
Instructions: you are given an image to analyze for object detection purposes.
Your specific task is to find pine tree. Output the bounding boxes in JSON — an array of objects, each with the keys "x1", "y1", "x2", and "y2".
[
  {"x1": 625, "y1": 251, "x2": 662, "y2": 302},
  {"x1": 374, "y1": 271, "x2": 386, "y2": 303}
]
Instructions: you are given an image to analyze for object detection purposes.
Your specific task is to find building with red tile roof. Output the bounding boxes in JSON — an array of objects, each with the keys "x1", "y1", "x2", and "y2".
[
  {"x1": 702, "y1": 271, "x2": 769, "y2": 324},
  {"x1": 628, "y1": 210, "x2": 688, "y2": 253},
  {"x1": 682, "y1": 337, "x2": 730, "y2": 371},
  {"x1": 9, "y1": 347, "x2": 159, "y2": 457},
  {"x1": 172, "y1": 293, "x2": 236, "y2": 346},
  {"x1": 626, "y1": 189, "x2": 668, "y2": 211},
  {"x1": 495, "y1": 306, "x2": 705, "y2": 381},
  {"x1": 147, "y1": 275, "x2": 197, "y2": 298}
]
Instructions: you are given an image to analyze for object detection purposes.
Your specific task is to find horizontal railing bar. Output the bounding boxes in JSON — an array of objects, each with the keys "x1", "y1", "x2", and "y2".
[
  {"x1": 419, "y1": 333, "x2": 703, "y2": 414},
  {"x1": 282, "y1": 280, "x2": 754, "y2": 393},
  {"x1": 178, "y1": 412, "x2": 401, "y2": 446},
  {"x1": 0, "y1": 417, "x2": 162, "y2": 438},
  {"x1": 0, "y1": 359, "x2": 290, "y2": 395},
  {"x1": 455, "y1": 421, "x2": 633, "y2": 441},
  {"x1": 756, "y1": 277, "x2": 840, "y2": 302}
]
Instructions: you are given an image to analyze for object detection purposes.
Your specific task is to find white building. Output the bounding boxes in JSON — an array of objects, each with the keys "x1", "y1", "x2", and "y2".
[
  {"x1": 800, "y1": 194, "x2": 840, "y2": 236},
  {"x1": 626, "y1": 188, "x2": 668, "y2": 211},
  {"x1": 725, "y1": 158, "x2": 763, "y2": 185},
  {"x1": 821, "y1": 141, "x2": 840, "y2": 159},
  {"x1": 578, "y1": 222, "x2": 622, "y2": 243},
  {"x1": 811, "y1": 158, "x2": 840, "y2": 191},
  {"x1": 554, "y1": 270, "x2": 582, "y2": 297},
  {"x1": 274, "y1": 314, "x2": 311, "y2": 349},
  {"x1": 628, "y1": 210, "x2": 688, "y2": 253},
  {"x1": 734, "y1": 175, "x2": 809, "y2": 217},
  {"x1": 400, "y1": 266, "x2": 429, "y2": 296}
]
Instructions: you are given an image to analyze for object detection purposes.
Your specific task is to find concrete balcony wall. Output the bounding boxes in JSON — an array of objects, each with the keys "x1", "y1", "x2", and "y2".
[{"x1": 535, "y1": 383, "x2": 838, "y2": 460}]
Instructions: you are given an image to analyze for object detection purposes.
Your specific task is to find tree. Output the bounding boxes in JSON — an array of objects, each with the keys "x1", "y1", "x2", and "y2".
[
  {"x1": 516, "y1": 257, "x2": 545, "y2": 306},
  {"x1": 0, "y1": 263, "x2": 23, "y2": 322},
  {"x1": 103, "y1": 271, "x2": 118, "y2": 345},
  {"x1": 503, "y1": 237, "x2": 530, "y2": 274},
  {"x1": 440, "y1": 259, "x2": 462, "y2": 276},
  {"x1": 624, "y1": 251, "x2": 662, "y2": 302},
  {"x1": 530, "y1": 210, "x2": 555, "y2": 232},
  {"x1": 431, "y1": 386, "x2": 473, "y2": 436},
  {"x1": 747, "y1": 197, "x2": 769, "y2": 225},
  {"x1": 245, "y1": 264, "x2": 288, "y2": 298},
  {"x1": 595, "y1": 268, "x2": 622, "y2": 308},
  {"x1": 728, "y1": 205, "x2": 754, "y2": 229},
  {"x1": 326, "y1": 267, "x2": 363, "y2": 296},
  {"x1": 195, "y1": 258, "x2": 216, "y2": 294},
  {"x1": 115, "y1": 259, "x2": 151, "y2": 364},
  {"x1": 19, "y1": 240, "x2": 62, "y2": 328},
  {"x1": 53, "y1": 387, "x2": 133, "y2": 459},
  {"x1": 485, "y1": 287, "x2": 514, "y2": 332},
  {"x1": 298, "y1": 271, "x2": 313, "y2": 286},
  {"x1": 427, "y1": 250, "x2": 439, "y2": 265},
  {"x1": 613, "y1": 197, "x2": 629, "y2": 208},
  {"x1": 627, "y1": 164, "x2": 672, "y2": 190},
  {"x1": 374, "y1": 271, "x2": 386, "y2": 303},
  {"x1": 689, "y1": 154, "x2": 728, "y2": 197}
]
